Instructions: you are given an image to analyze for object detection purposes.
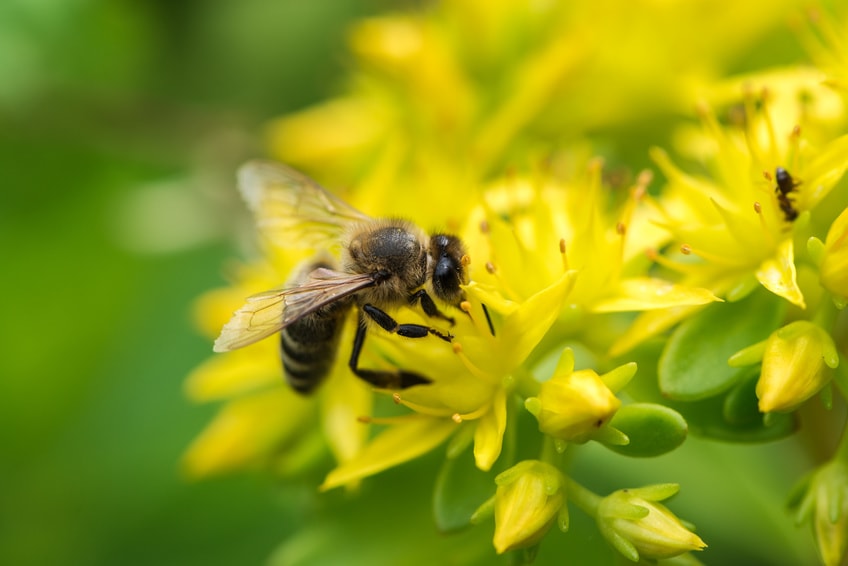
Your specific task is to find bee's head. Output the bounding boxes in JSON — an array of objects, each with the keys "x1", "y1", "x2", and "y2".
[{"x1": 428, "y1": 234, "x2": 468, "y2": 305}]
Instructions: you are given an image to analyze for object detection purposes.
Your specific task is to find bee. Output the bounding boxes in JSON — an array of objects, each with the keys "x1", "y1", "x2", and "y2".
[
  {"x1": 774, "y1": 167, "x2": 800, "y2": 222},
  {"x1": 213, "y1": 160, "x2": 469, "y2": 394}
]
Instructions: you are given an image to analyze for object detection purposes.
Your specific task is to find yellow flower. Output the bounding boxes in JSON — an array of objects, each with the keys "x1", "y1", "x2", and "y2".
[
  {"x1": 614, "y1": 88, "x2": 848, "y2": 355},
  {"x1": 185, "y1": 261, "x2": 373, "y2": 477},
  {"x1": 819, "y1": 206, "x2": 848, "y2": 298},
  {"x1": 525, "y1": 348, "x2": 635, "y2": 444},
  {"x1": 730, "y1": 320, "x2": 839, "y2": 413},
  {"x1": 491, "y1": 460, "x2": 566, "y2": 554},
  {"x1": 597, "y1": 484, "x2": 707, "y2": 561}
]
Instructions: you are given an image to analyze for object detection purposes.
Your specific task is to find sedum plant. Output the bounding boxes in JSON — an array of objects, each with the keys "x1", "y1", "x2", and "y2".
[{"x1": 187, "y1": 1, "x2": 848, "y2": 564}]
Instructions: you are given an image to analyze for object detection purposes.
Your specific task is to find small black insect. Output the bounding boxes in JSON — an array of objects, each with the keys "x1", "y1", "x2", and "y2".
[{"x1": 774, "y1": 167, "x2": 800, "y2": 222}]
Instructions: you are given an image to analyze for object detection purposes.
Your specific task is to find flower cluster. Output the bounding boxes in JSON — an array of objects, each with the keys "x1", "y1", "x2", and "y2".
[{"x1": 188, "y1": 1, "x2": 848, "y2": 563}]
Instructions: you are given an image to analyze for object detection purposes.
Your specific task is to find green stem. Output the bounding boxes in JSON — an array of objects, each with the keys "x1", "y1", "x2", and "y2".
[
  {"x1": 563, "y1": 475, "x2": 603, "y2": 516},
  {"x1": 834, "y1": 415, "x2": 848, "y2": 463}
]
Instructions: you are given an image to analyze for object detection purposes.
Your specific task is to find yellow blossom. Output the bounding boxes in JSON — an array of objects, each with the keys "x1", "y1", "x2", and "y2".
[
  {"x1": 730, "y1": 320, "x2": 839, "y2": 413},
  {"x1": 525, "y1": 349, "x2": 633, "y2": 444},
  {"x1": 491, "y1": 460, "x2": 566, "y2": 554},
  {"x1": 597, "y1": 484, "x2": 707, "y2": 561}
]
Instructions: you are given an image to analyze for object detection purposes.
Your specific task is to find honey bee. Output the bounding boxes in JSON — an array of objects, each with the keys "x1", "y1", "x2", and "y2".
[
  {"x1": 213, "y1": 160, "x2": 469, "y2": 394},
  {"x1": 774, "y1": 167, "x2": 800, "y2": 222}
]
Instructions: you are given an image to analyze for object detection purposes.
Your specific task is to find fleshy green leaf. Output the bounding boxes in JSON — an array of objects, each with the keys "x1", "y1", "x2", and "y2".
[
  {"x1": 603, "y1": 403, "x2": 687, "y2": 458},
  {"x1": 433, "y1": 438, "x2": 503, "y2": 533},
  {"x1": 659, "y1": 290, "x2": 784, "y2": 400}
]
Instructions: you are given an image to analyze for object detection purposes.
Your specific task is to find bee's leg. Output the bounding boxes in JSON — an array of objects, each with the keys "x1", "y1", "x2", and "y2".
[
  {"x1": 348, "y1": 315, "x2": 431, "y2": 389},
  {"x1": 363, "y1": 303, "x2": 452, "y2": 341},
  {"x1": 408, "y1": 289, "x2": 456, "y2": 326}
]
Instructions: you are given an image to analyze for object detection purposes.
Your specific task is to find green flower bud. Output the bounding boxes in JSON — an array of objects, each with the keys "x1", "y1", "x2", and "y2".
[
  {"x1": 597, "y1": 484, "x2": 706, "y2": 561},
  {"x1": 756, "y1": 321, "x2": 839, "y2": 413},
  {"x1": 492, "y1": 460, "x2": 565, "y2": 554},
  {"x1": 526, "y1": 368, "x2": 621, "y2": 443},
  {"x1": 792, "y1": 460, "x2": 848, "y2": 566}
]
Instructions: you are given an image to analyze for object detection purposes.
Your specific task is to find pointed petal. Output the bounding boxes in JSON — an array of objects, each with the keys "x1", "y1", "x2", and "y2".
[
  {"x1": 495, "y1": 270, "x2": 577, "y2": 368},
  {"x1": 185, "y1": 345, "x2": 279, "y2": 402},
  {"x1": 591, "y1": 278, "x2": 720, "y2": 312},
  {"x1": 755, "y1": 239, "x2": 806, "y2": 308},
  {"x1": 473, "y1": 388, "x2": 508, "y2": 471},
  {"x1": 320, "y1": 416, "x2": 457, "y2": 490}
]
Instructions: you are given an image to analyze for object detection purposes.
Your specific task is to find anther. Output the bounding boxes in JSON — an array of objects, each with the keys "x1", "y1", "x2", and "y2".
[
  {"x1": 453, "y1": 343, "x2": 463, "y2": 354},
  {"x1": 460, "y1": 300, "x2": 472, "y2": 313},
  {"x1": 680, "y1": 244, "x2": 692, "y2": 255},
  {"x1": 485, "y1": 261, "x2": 497, "y2": 274},
  {"x1": 451, "y1": 413, "x2": 463, "y2": 423},
  {"x1": 762, "y1": 170, "x2": 773, "y2": 181},
  {"x1": 616, "y1": 222, "x2": 627, "y2": 235},
  {"x1": 480, "y1": 220, "x2": 490, "y2": 234},
  {"x1": 392, "y1": 393, "x2": 402, "y2": 404},
  {"x1": 461, "y1": 254, "x2": 471, "y2": 267},
  {"x1": 753, "y1": 201, "x2": 762, "y2": 214}
]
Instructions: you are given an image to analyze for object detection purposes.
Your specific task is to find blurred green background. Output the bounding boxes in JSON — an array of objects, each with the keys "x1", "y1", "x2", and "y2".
[{"x1": 0, "y1": 1, "x2": 383, "y2": 564}]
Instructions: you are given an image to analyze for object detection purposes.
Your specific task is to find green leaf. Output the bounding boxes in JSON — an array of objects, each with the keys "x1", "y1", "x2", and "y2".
[
  {"x1": 722, "y1": 373, "x2": 761, "y2": 426},
  {"x1": 603, "y1": 403, "x2": 687, "y2": 458},
  {"x1": 433, "y1": 438, "x2": 503, "y2": 533},
  {"x1": 673, "y1": 395, "x2": 797, "y2": 442},
  {"x1": 659, "y1": 290, "x2": 784, "y2": 400}
]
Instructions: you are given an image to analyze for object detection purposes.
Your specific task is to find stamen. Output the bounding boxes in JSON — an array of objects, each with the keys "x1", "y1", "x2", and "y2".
[
  {"x1": 616, "y1": 222, "x2": 626, "y2": 235},
  {"x1": 480, "y1": 220, "x2": 490, "y2": 234},
  {"x1": 679, "y1": 242, "x2": 737, "y2": 265},
  {"x1": 645, "y1": 247, "x2": 699, "y2": 274},
  {"x1": 461, "y1": 254, "x2": 471, "y2": 267},
  {"x1": 559, "y1": 239, "x2": 569, "y2": 272},
  {"x1": 486, "y1": 261, "x2": 497, "y2": 274},
  {"x1": 762, "y1": 170, "x2": 773, "y2": 182},
  {"x1": 452, "y1": 413, "x2": 463, "y2": 423},
  {"x1": 453, "y1": 341, "x2": 497, "y2": 384},
  {"x1": 753, "y1": 201, "x2": 762, "y2": 214}
]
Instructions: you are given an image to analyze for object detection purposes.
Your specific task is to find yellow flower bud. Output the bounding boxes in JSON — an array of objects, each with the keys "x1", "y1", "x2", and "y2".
[
  {"x1": 756, "y1": 321, "x2": 839, "y2": 413},
  {"x1": 820, "y1": 207, "x2": 848, "y2": 298},
  {"x1": 492, "y1": 460, "x2": 565, "y2": 554},
  {"x1": 598, "y1": 484, "x2": 706, "y2": 561},
  {"x1": 526, "y1": 369, "x2": 621, "y2": 443}
]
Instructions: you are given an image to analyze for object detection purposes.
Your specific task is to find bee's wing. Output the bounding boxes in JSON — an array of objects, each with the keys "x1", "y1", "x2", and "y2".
[
  {"x1": 213, "y1": 268, "x2": 374, "y2": 352},
  {"x1": 238, "y1": 160, "x2": 371, "y2": 249}
]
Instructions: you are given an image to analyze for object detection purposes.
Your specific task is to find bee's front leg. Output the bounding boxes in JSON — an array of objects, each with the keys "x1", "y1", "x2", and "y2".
[
  {"x1": 408, "y1": 289, "x2": 456, "y2": 326},
  {"x1": 348, "y1": 313, "x2": 432, "y2": 389}
]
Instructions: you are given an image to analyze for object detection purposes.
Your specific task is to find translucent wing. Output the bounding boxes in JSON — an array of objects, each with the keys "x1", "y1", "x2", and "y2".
[
  {"x1": 213, "y1": 268, "x2": 375, "y2": 352},
  {"x1": 238, "y1": 160, "x2": 372, "y2": 249}
]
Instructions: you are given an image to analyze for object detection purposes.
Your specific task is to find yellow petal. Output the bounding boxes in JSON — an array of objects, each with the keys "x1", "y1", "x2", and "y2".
[
  {"x1": 320, "y1": 416, "x2": 457, "y2": 490},
  {"x1": 591, "y1": 277, "x2": 720, "y2": 312},
  {"x1": 498, "y1": 270, "x2": 577, "y2": 368},
  {"x1": 321, "y1": 366, "x2": 374, "y2": 464},
  {"x1": 185, "y1": 344, "x2": 279, "y2": 402},
  {"x1": 182, "y1": 388, "x2": 314, "y2": 478},
  {"x1": 755, "y1": 239, "x2": 806, "y2": 308},
  {"x1": 473, "y1": 388, "x2": 508, "y2": 471}
]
